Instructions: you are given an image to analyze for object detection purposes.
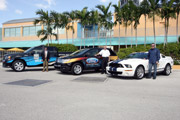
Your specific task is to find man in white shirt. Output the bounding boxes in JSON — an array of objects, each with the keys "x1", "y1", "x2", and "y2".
[{"x1": 96, "y1": 46, "x2": 110, "y2": 74}]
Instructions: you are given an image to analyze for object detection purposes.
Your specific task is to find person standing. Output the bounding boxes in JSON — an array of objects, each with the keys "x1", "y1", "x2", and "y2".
[
  {"x1": 147, "y1": 43, "x2": 160, "y2": 79},
  {"x1": 42, "y1": 47, "x2": 50, "y2": 72},
  {"x1": 96, "y1": 46, "x2": 110, "y2": 74}
]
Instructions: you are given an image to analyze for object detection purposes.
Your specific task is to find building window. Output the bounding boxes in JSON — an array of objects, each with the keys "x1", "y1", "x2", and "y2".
[
  {"x1": 43, "y1": 25, "x2": 65, "y2": 34},
  {"x1": 23, "y1": 26, "x2": 41, "y2": 36},
  {"x1": 4, "y1": 27, "x2": 21, "y2": 37}
]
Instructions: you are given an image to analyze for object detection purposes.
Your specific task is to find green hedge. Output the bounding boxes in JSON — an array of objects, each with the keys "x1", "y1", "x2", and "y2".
[
  {"x1": 117, "y1": 43, "x2": 180, "y2": 65},
  {"x1": 47, "y1": 44, "x2": 78, "y2": 52}
]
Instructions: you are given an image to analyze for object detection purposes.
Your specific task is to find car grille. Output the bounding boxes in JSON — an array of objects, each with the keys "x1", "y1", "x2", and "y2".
[
  {"x1": 108, "y1": 71, "x2": 122, "y2": 74},
  {"x1": 109, "y1": 63, "x2": 124, "y2": 68}
]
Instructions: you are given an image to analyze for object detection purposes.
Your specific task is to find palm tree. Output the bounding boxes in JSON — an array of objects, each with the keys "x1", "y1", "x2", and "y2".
[
  {"x1": 160, "y1": 0, "x2": 176, "y2": 46},
  {"x1": 174, "y1": 0, "x2": 180, "y2": 44},
  {"x1": 96, "y1": 2, "x2": 112, "y2": 46},
  {"x1": 50, "y1": 11, "x2": 62, "y2": 44},
  {"x1": 34, "y1": 9, "x2": 57, "y2": 46},
  {"x1": 113, "y1": 1, "x2": 122, "y2": 50},
  {"x1": 128, "y1": 0, "x2": 136, "y2": 48},
  {"x1": 76, "y1": 7, "x2": 90, "y2": 49},
  {"x1": 89, "y1": 10, "x2": 99, "y2": 48},
  {"x1": 140, "y1": 0, "x2": 150, "y2": 47},
  {"x1": 121, "y1": 4, "x2": 131, "y2": 48},
  {"x1": 148, "y1": 0, "x2": 160, "y2": 46},
  {"x1": 64, "y1": 11, "x2": 76, "y2": 44},
  {"x1": 61, "y1": 13, "x2": 73, "y2": 44},
  {"x1": 133, "y1": 6, "x2": 142, "y2": 47}
]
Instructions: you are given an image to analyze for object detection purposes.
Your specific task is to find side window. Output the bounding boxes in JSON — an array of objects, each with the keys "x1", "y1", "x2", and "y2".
[
  {"x1": 31, "y1": 47, "x2": 42, "y2": 55},
  {"x1": 85, "y1": 49, "x2": 99, "y2": 57},
  {"x1": 47, "y1": 47, "x2": 57, "y2": 57}
]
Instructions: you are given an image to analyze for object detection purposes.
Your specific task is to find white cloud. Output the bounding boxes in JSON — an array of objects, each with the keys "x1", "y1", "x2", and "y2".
[
  {"x1": 15, "y1": 9, "x2": 23, "y2": 15},
  {"x1": 100, "y1": 0, "x2": 119, "y2": 3},
  {"x1": 35, "y1": 0, "x2": 55, "y2": 9},
  {"x1": 0, "y1": 0, "x2": 7, "y2": 11}
]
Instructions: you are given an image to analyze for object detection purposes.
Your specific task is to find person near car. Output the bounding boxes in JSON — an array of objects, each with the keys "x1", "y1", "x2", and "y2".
[
  {"x1": 147, "y1": 43, "x2": 160, "y2": 79},
  {"x1": 96, "y1": 46, "x2": 110, "y2": 74},
  {"x1": 42, "y1": 47, "x2": 50, "y2": 72}
]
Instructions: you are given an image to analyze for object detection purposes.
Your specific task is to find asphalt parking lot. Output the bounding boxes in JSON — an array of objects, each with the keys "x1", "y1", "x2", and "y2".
[{"x1": 0, "y1": 66, "x2": 180, "y2": 120}]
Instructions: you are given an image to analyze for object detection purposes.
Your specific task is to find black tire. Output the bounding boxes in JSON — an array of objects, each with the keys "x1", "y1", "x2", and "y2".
[
  {"x1": 12, "y1": 60, "x2": 25, "y2": 72},
  {"x1": 134, "y1": 66, "x2": 145, "y2": 79},
  {"x1": 163, "y1": 64, "x2": 171, "y2": 76},
  {"x1": 94, "y1": 68, "x2": 100, "y2": 72},
  {"x1": 71, "y1": 63, "x2": 83, "y2": 75}
]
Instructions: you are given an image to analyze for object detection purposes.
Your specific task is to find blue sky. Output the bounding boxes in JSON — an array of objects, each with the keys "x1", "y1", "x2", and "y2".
[{"x1": 0, "y1": 0, "x2": 119, "y2": 27}]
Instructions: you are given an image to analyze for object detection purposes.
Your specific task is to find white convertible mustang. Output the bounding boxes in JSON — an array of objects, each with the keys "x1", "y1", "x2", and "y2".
[{"x1": 106, "y1": 52, "x2": 174, "y2": 79}]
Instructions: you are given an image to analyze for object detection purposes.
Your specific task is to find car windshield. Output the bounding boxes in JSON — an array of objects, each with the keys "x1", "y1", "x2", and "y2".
[
  {"x1": 125, "y1": 53, "x2": 148, "y2": 59},
  {"x1": 24, "y1": 47, "x2": 35, "y2": 53},
  {"x1": 69, "y1": 49, "x2": 89, "y2": 56}
]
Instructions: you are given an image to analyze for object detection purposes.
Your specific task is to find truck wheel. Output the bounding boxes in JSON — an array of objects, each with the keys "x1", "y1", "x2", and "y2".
[
  {"x1": 163, "y1": 64, "x2": 171, "y2": 75},
  {"x1": 12, "y1": 60, "x2": 25, "y2": 72},
  {"x1": 135, "y1": 66, "x2": 145, "y2": 79},
  {"x1": 71, "y1": 63, "x2": 83, "y2": 75}
]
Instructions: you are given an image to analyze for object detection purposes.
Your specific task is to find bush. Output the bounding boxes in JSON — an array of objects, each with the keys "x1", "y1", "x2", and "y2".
[
  {"x1": 47, "y1": 44, "x2": 78, "y2": 52},
  {"x1": 117, "y1": 43, "x2": 180, "y2": 65}
]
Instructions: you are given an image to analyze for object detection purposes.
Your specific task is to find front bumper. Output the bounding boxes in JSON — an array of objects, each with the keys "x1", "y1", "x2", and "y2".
[
  {"x1": 106, "y1": 66, "x2": 135, "y2": 77},
  {"x1": 2, "y1": 60, "x2": 12, "y2": 68},
  {"x1": 54, "y1": 63, "x2": 71, "y2": 72}
]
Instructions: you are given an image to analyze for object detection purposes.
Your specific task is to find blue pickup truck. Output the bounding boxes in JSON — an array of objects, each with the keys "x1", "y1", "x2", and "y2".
[{"x1": 3, "y1": 45, "x2": 58, "y2": 72}]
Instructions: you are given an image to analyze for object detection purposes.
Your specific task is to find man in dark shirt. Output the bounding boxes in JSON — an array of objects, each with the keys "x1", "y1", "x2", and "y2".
[
  {"x1": 147, "y1": 43, "x2": 160, "y2": 79},
  {"x1": 42, "y1": 47, "x2": 50, "y2": 72}
]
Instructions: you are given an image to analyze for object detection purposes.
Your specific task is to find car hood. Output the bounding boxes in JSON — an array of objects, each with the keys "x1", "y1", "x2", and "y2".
[{"x1": 111, "y1": 58, "x2": 145, "y2": 64}]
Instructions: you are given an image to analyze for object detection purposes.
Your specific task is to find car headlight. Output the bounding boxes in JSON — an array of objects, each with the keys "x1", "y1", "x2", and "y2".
[
  {"x1": 124, "y1": 64, "x2": 132, "y2": 68},
  {"x1": 62, "y1": 59, "x2": 71, "y2": 63},
  {"x1": 5, "y1": 56, "x2": 11, "y2": 60}
]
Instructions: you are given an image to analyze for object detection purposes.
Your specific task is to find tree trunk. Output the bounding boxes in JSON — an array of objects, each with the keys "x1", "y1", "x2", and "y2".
[
  {"x1": 164, "y1": 19, "x2": 167, "y2": 47},
  {"x1": 153, "y1": 15, "x2": 156, "y2": 46},
  {"x1": 50, "y1": 35, "x2": 52, "y2": 44},
  {"x1": 110, "y1": 30, "x2": 112, "y2": 46},
  {"x1": 57, "y1": 28, "x2": 59, "y2": 44},
  {"x1": 84, "y1": 26, "x2": 85, "y2": 48},
  {"x1": 66, "y1": 29, "x2": 68, "y2": 44},
  {"x1": 166, "y1": 18, "x2": 169, "y2": 45},
  {"x1": 72, "y1": 22, "x2": 74, "y2": 44},
  {"x1": 47, "y1": 36, "x2": 49, "y2": 46},
  {"x1": 106, "y1": 29, "x2": 108, "y2": 46},
  {"x1": 144, "y1": 15, "x2": 147, "y2": 47},
  {"x1": 98, "y1": 27, "x2": 100, "y2": 47},
  {"x1": 93, "y1": 24, "x2": 95, "y2": 48},
  {"x1": 136, "y1": 28, "x2": 137, "y2": 47},
  {"x1": 80, "y1": 26, "x2": 83, "y2": 50},
  {"x1": 125, "y1": 25, "x2": 127, "y2": 49},
  {"x1": 131, "y1": 22, "x2": 133, "y2": 48},
  {"x1": 176, "y1": 13, "x2": 179, "y2": 44},
  {"x1": 118, "y1": 24, "x2": 121, "y2": 51}
]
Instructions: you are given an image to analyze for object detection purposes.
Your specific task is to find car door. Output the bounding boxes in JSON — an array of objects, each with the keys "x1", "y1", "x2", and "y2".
[
  {"x1": 26, "y1": 46, "x2": 43, "y2": 66},
  {"x1": 84, "y1": 49, "x2": 101, "y2": 69},
  {"x1": 158, "y1": 54, "x2": 166, "y2": 71},
  {"x1": 47, "y1": 47, "x2": 58, "y2": 65}
]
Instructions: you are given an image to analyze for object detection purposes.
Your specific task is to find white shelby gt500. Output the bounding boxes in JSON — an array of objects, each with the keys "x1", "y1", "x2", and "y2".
[{"x1": 106, "y1": 52, "x2": 174, "y2": 79}]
